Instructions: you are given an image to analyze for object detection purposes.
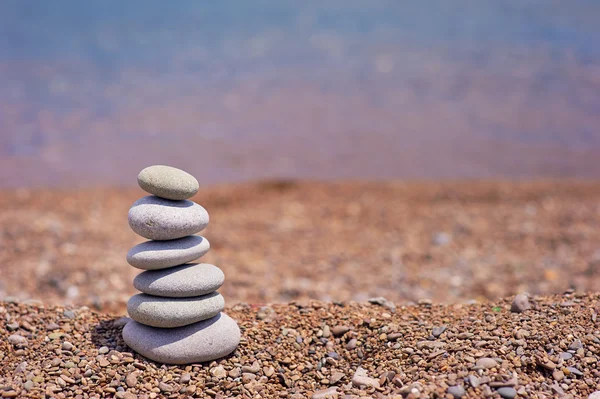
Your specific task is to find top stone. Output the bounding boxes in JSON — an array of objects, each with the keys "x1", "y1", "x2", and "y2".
[{"x1": 138, "y1": 165, "x2": 199, "y2": 200}]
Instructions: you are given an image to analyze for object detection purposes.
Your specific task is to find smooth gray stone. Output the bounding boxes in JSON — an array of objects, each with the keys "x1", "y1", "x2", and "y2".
[
  {"x1": 128, "y1": 196, "x2": 209, "y2": 240},
  {"x1": 133, "y1": 263, "x2": 224, "y2": 297},
  {"x1": 138, "y1": 165, "x2": 199, "y2": 200},
  {"x1": 127, "y1": 236, "x2": 210, "y2": 270},
  {"x1": 122, "y1": 312, "x2": 240, "y2": 364},
  {"x1": 127, "y1": 292, "x2": 224, "y2": 328}
]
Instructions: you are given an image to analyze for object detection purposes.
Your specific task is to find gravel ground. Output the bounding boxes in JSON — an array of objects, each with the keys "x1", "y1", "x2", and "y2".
[
  {"x1": 2, "y1": 180, "x2": 600, "y2": 397},
  {"x1": 1, "y1": 292, "x2": 600, "y2": 398},
  {"x1": 1, "y1": 181, "x2": 600, "y2": 313}
]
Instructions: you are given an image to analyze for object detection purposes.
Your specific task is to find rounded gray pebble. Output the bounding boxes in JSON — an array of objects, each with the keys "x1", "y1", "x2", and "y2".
[
  {"x1": 496, "y1": 387, "x2": 517, "y2": 399},
  {"x1": 447, "y1": 385, "x2": 466, "y2": 398},
  {"x1": 127, "y1": 292, "x2": 224, "y2": 328},
  {"x1": 475, "y1": 357, "x2": 498, "y2": 369},
  {"x1": 8, "y1": 334, "x2": 27, "y2": 346},
  {"x1": 560, "y1": 352, "x2": 573, "y2": 360},
  {"x1": 128, "y1": 196, "x2": 209, "y2": 240},
  {"x1": 133, "y1": 263, "x2": 224, "y2": 297},
  {"x1": 127, "y1": 236, "x2": 210, "y2": 270},
  {"x1": 123, "y1": 312, "x2": 240, "y2": 364},
  {"x1": 138, "y1": 165, "x2": 199, "y2": 200},
  {"x1": 510, "y1": 293, "x2": 531, "y2": 313},
  {"x1": 24, "y1": 380, "x2": 34, "y2": 391}
]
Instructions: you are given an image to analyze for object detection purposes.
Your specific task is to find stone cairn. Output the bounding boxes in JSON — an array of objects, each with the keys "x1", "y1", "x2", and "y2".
[{"x1": 122, "y1": 165, "x2": 240, "y2": 364}]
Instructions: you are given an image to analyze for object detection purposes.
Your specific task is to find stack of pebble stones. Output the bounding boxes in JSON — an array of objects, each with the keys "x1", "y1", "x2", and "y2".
[{"x1": 122, "y1": 165, "x2": 240, "y2": 364}]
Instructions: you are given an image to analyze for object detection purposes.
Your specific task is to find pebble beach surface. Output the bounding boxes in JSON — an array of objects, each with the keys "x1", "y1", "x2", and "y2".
[
  {"x1": 2, "y1": 293, "x2": 600, "y2": 398},
  {"x1": 2, "y1": 180, "x2": 600, "y2": 314}
]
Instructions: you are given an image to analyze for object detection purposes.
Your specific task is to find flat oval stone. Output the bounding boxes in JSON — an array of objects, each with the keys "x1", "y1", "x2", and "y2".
[
  {"x1": 138, "y1": 165, "x2": 199, "y2": 200},
  {"x1": 127, "y1": 236, "x2": 210, "y2": 270},
  {"x1": 122, "y1": 313, "x2": 240, "y2": 364},
  {"x1": 133, "y1": 263, "x2": 225, "y2": 298},
  {"x1": 128, "y1": 196, "x2": 209, "y2": 240},
  {"x1": 133, "y1": 263, "x2": 224, "y2": 297},
  {"x1": 127, "y1": 292, "x2": 224, "y2": 328}
]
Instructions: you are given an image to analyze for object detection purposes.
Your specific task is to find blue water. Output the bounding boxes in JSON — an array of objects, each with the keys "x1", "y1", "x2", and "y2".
[
  {"x1": 1, "y1": 1, "x2": 599, "y2": 185},
  {"x1": 2, "y1": 2, "x2": 598, "y2": 61}
]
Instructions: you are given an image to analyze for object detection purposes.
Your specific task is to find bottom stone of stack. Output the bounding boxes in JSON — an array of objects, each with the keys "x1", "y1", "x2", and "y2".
[{"x1": 122, "y1": 312, "x2": 240, "y2": 364}]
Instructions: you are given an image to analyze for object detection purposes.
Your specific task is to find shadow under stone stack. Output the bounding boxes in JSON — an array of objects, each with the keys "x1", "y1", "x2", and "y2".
[{"x1": 122, "y1": 165, "x2": 240, "y2": 364}]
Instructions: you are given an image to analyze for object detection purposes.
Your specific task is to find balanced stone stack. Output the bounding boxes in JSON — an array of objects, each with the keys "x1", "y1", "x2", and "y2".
[{"x1": 122, "y1": 165, "x2": 240, "y2": 364}]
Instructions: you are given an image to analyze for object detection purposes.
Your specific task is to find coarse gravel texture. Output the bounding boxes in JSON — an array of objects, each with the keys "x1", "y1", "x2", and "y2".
[
  {"x1": 2, "y1": 181, "x2": 600, "y2": 314},
  {"x1": 1, "y1": 293, "x2": 600, "y2": 398}
]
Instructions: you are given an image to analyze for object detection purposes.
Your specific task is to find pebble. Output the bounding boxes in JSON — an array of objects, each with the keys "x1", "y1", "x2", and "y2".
[
  {"x1": 133, "y1": 263, "x2": 224, "y2": 297},
  {"x1": 432, "y1": 231, "x2": 452, "y2": 246},
  {"x1": 475, "y1": 357, "x2": 498, "y2": 369},
  {"x1": 510, "y1": 293, "x2": 531, "y2": 313},
  {"x1": 23, "y1": 380, "x2": 34, "y2": 391},
  {"x1": 432, "y1": 325, "x2": 447, "y2": 337},
  {"x1": 346, "y1": 338, "x2": 357, "y2": 350},
  {"x1": 128, "y1": 196, "x2": 209, "y2": 240},
  {"x1": 98, "y1": 356, "x2": 110, "y2": 367},
  {"x1": 468, "y1": 375, "x2": 480, "y2": 387},
  {"x1": 137, "y1": 165, "x2": 199, "y2": 200},
  {"x1": 125, "y1": 372, "x2": 137, "y2": 387},
  {"x1": 568, "y1": 339, "x2": 583, "y2": 350},
  {"x1": 14, "y1": 361, "x2": 27, "y2": 374},
  {"x1": 589, "y1": 392, "x2": 600, "y2": 399},
  {"x1": 351, "y1": 367, "x2": 380, "y2": 388},
  {"x1": 312, "y1": 387, "x2": 338, "y2": 399},
  {"x1": 211, "y1": 365, "x2": 227, "y2": 379},
  {"x1": 330, "y1": 371, "x2": 345, "y2": 384},
  {"x1": 242, "y1": 372, "x2": 256, "y2": 383},
  {"x1": 45, "y1": 322, "x2": 60, "y2": 331},
  {"x1": 8, "y1": 334, "x2": 27, "y2": 346},
  {"x1": 242, "y1": 361, "x2": 261, "y2": 374},
  {"x1": 257, "y1": 306, "x2": 277, "y2": 322},
  {"x1": 332, "y1": 325, "x2": 351, "y2": 337},
  {"x1": 553, "y1": 370, "x2": 565, "y2": 381},
  {"x1": 559, "y1": 352, "x2": 573, "y2": 360},
  {"x1": 127, "y1": 235, "x2": 210, "y2": 270},
  {"x1": 62, "y1": 341, "x2": 73, "y2": 351},
  {"x1": 158, "y1": 381, "x2": 173, "y2": 392},
  {"x1": 496, "y1": 387, "x2": 517, "y2": 399},
  {"x1": 264, "y1": 366, "x2": 275, "y2": 377},
  {"x1": 180, "y1": 373, "x2": 191, "y2": 384},
  {"x1": 6, "y1": 322, "x2": 19, "y2": 331},
  {"x1": 566, "y1": 366, "x2": 583, "y2": 376},
  {"x1": 447, "y1": 385, "x2": 466, "y2": 398},
  {"x1": 368, "y1": 296, "x2": 396, "y2": 311},
  {"x1": 127, "y1": 292, "x2": 224, "y2": 328},
  {"x1": 122, "y1": 313, "x2": 240, "y2": 364},
  {"x1": 63, "y1": 310, "x2": 75, "y2": 319},
  {"x1": 98, "y1": 346, "x2": 109, "y2": 354}
]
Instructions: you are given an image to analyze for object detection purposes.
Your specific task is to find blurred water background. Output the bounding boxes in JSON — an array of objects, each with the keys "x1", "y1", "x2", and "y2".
[{"x1": 1, "y1": 0, "x2": 599, "y2": 187}]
